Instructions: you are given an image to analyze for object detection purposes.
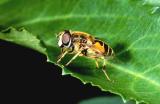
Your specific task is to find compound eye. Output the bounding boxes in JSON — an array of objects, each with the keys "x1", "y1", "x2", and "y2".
[{"x1": 62, "y1": 32, "x2": 71, "y2": 45}]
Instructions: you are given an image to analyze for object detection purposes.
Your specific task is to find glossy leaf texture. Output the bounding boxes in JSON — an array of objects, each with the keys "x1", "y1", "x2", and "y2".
[{"x1": 0, "y1": 0, "x2": 160, "y2": 104}]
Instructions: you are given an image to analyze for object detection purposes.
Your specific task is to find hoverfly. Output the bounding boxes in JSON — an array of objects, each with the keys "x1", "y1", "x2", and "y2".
[{"x1": 57, "y1": 30, "x2": 114, "y2": 81}]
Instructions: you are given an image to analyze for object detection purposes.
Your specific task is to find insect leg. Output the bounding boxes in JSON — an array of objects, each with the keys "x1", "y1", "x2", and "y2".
[
  {"x1": 57, "y1": 50, "x2": 68, "y2": 63},
  {"x1": 65, "y1": 51, "x2": 81, "y2": 66},
  {"x1": 102, "y1": 58, "x2": 111, "y2": 81},
  {"x1": 95, "y1": 59, "x2": 99, "y2": 69}
]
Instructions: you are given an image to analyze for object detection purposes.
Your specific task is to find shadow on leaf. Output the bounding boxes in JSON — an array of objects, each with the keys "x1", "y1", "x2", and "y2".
[{"x1": 113, "y1": 43, "x2": 132, "y2": 63}]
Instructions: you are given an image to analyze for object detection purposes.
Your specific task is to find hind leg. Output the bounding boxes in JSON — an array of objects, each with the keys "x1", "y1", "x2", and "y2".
[
  {"x1": 102, "y1": 58, "x2": 111, "y2": 81},
  {"x1": 95, "y1": 59, "x2": 99, "y2": 69}
]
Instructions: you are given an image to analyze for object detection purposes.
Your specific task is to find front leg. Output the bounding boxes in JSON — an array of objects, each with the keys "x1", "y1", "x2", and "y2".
[
  {"x1": 57, "y1": 50, "x2": 68, "y2": 63},
  {"x1": 65, "y1": 42, "x2": 88, "y2": 66},
  {"x1": 65, "y1": 51, "x2": 81, "y2": 66}
]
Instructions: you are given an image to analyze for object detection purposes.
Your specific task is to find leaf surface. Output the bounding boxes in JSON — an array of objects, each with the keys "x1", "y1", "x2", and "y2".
[{"x1": 0, "y1": 0, "x2": 160, "y2": 104}]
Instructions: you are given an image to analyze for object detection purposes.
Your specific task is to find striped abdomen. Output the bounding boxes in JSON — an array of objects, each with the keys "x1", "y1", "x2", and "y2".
[{"x1": 94, "y1": 39, "x2": 114, "y2": 57}]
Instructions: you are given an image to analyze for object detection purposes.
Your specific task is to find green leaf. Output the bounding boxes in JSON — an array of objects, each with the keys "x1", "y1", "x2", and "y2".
[
  {"x1": 0, "y1": 27, "x2": 46, "y2": 54},
  {"x1": 79, "y1": 96, "x2": 135, "y2": 104},
  {"x1": 0, "y1": 0, "x2": 160, "y2": 104}
]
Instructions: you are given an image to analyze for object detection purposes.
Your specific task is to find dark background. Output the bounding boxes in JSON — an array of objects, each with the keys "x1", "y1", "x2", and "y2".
[{"x1": 0, "y1": 40, "x2": 112, "y2": 104}]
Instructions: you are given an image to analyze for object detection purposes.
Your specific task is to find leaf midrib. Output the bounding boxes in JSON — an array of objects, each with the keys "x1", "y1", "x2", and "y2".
[{"x1": 18, "y1": 14, "x2": 135, "y2": 26}]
